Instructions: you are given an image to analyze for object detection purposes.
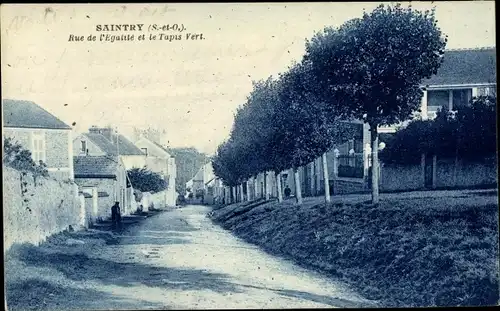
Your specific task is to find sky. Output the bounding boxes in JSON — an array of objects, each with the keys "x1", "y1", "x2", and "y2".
[{"x1": 1, "y1": 2, "x2": 496, "y2": 155}]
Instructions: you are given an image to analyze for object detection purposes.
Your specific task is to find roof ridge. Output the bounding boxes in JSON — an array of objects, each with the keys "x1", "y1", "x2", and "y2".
[
  {"x1": 446, "y1": 46, "x2": 496, "y2": 52},
  {"x1": 3, "y1": 99, "x2": 72, "y2": 129}
]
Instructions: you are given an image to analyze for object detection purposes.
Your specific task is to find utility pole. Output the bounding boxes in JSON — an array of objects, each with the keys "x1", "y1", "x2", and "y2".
[
  {"x1": 116, "y1": 127, "x2": 120, "y2": 157},
  {"x1": 115, "y1": 127, "x2": 120, "y2": 203}
]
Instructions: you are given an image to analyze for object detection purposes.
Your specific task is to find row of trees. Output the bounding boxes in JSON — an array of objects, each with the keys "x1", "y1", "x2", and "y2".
[
  {"x1": 380, "y1": 95, "x2": 497, "y2": 164},
  {"x1": 213, "y1": 4, "x2": 447, "y2": 204}
]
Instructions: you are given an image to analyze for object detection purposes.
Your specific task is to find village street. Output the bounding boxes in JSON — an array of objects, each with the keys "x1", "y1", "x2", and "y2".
[{"x1": 5, "y1": 206, "x2": 377, "y2": 310}]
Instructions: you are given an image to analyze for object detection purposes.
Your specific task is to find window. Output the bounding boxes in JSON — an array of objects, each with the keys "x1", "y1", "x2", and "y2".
[
  {"x1": 427, "y1": 90, "x2": 449, "y2": 113},
  {"x1": 31, "y1": 132, "x2": 46, "y2": 164},
  {"x1": 477, "y1": 87, "x2": 495, "y2": 97},
  {"x1": 81, "y1": 140, "x2": 87, "y2": 153},
  {"x1": 452, "y1": 89, "x2": 472, "y2": 110},
  {"x1": 141, "y1": 148, "x2": 148, "y2": 156},
  {"x1": 347, "y1": 139, "x2": 363, "y2": 154},
  {"x1": 347, "y1": 139, "x2": 354, "y2": 152}
]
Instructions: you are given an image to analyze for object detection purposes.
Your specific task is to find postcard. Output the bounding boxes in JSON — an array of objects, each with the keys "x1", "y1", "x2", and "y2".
[{"x1": 2, "y1": 2, "x2": 498, "y2": 310}]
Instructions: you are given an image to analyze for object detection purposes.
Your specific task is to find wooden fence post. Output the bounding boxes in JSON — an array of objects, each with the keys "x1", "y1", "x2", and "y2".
[
  {"x1": 420, "y1": 153, "x2": 426, "y2": 189},
  {"x1": 432, "y1": 155, "x2": 437, "y2": 189}
]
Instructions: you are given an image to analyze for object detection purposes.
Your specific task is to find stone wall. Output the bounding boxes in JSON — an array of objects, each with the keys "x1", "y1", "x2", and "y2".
[
  {"x1": 435, "y1": 157, "x2": 497, "y2": 188},
  {"x1": 74, "y1": 177, "x2": 116, "y2": 220},
  {"x1": 45, "y1": 130, "x2": 70, "y2": 168},
  {"x1": 3, "y1": 166, "x2": 81, "y2": 252},
  {"x1": 380, "y1": 156, "x2": 497, "y2": 192},
  {"x1": 151, "y1": 190, "x2": 166, "y2": 208},
  {"x1": 380, "y1": 164, "x2": 424, "y2": 192}
]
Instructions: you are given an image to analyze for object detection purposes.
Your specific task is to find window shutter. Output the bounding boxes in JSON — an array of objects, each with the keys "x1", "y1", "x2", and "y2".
[{"x1": 42, "y1": 137, "x2": 46, "y2": 162}]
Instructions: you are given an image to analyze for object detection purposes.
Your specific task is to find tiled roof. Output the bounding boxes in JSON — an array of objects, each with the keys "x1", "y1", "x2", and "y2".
[
  {"x1": 151, "y1": 140, "x2": 173, "y2": 157},
  {"x1": 423, "y1": 47, "x2": 496, "y2": 86},
  {"x1": 2, "y1": 99, "x2": 71, "y2": 129},
  {"x1": 84, "y1": 133, "x2": 119, "y2": 155},
  {"x1": 205, "y1": 177, "x2": 215, "y2": 186},
  {"x1": 84, "y1": 132, "x2": 145, "y2": 156},
  {"x1": 115, "y1": 134, "x2": 145, "y2": 155},
  {"x1": 73, "y1": 155, "x2": 119, "y2": 177}
]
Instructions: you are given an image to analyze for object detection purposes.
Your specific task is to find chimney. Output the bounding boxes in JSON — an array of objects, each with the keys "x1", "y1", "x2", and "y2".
[{"x1": 89, "y1": 126, "x2": 114, "y2": 142}]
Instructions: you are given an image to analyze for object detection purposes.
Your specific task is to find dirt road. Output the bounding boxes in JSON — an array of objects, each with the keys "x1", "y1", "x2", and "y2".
[{"x1": 5, "y1": 205, "x2": 376, "y2": 310}]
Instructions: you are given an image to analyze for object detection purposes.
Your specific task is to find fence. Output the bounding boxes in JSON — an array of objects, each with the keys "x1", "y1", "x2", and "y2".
[
  {"x1": 337, "y1": 154, "x2": 365, "y2": 178},
  {"x1": 380, "y1": 155, "x2": 497, "y2": 192}
]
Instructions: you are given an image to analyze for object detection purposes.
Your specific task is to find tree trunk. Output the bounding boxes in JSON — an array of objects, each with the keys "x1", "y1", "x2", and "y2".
[
  {"x1": 370, "y1": 124, "x2": 380, "y2": 204},
  {"x1": 309, "y1": 163, "x2": 315, "y2": 197},
  {"x1": 276, "y1": 171, "x2": 283, "y2": 203},
  {"x1": 245, "y1": 181, "x2": 251, "y2": 202},
  {"x1": 322, "y1": 153, "x2": 331, "y2": 203},
  {"x1": 294, "y1": 168, "x2": 303, "y2": 204},
  {"x1": 254, "y1": 175, "x2": 259, "y2": 200},
  {"x1": 232, "y1": 186, "x2": 236, "y2": 203},
  {"x1": 240, "y1": 183, "x2": 245, "y2": 202},
  {"x1": 263, "y1": 171, "x2": 269, "y2": 201}
]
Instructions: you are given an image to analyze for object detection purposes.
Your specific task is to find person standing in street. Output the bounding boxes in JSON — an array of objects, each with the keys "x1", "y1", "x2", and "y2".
[{"x1": 111, "y1": 201, "x2": 121, "y2": 230}]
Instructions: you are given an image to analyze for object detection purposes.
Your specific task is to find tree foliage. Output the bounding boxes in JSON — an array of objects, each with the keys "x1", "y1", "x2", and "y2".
[
  {"x1": 3, "y1": 137, "x2": 49, "y2": 177},
  {"x1": 380, "y1": 95, "x2": 497, "y2": 164},
  {"x1": 305, "y1": 4, "x2": 447, "y2": 127},
  {"x1": 127, "y1": 167, "x2": 168, "y2": 193},
  {"x1": 276, "y1": 62, "x2": 355, "y2": 169},
  {"x1": 212, "y1": 64, "x2": 354, "y2": 191},
  {"x1": 167, "y1": 147, "x2": 209, "y2": 194}
]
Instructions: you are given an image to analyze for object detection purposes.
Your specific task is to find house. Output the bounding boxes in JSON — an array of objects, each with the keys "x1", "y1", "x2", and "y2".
[
  {"x1": 186, "y1": 162, "x2": 215, "y2": 200},
  {"x1": 324, "y1": 47, "x2": 497, "y2": 188},
  {"x1": 133, "y1": 136, "x2": 177, "y2": 206},
  {"x1": 82, "y1": 126, "x2": 147, "y2": 169},
  {"x1": 72, "y1": 126, "x2": 144, "y2": 214},
  {"x1": 2, "y1": 99, "x2": 74, "y2": 180},
  {"x1": 185, "y1": 178, "x2": 194, "y2": 197},
  {"x1": 73, "y1": 155, "x2": 129, "y2": 222}
]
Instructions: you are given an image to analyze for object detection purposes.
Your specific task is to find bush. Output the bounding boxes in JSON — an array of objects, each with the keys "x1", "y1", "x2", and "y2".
[
  {"x1": 380, "y1": 96, "x2": 497, "y2": 164},
  {"x1": 127, "y1": 167, "x2": 167, "y2": 193},
  {"x1": 3, "y1": 137, "x2": 48, "y2": 177},
  {"x1": 338, "y1": 165, "x2": 364, "y2": 178}
]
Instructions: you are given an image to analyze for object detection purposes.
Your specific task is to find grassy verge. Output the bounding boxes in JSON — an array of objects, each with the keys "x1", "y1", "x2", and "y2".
[{"x1": 210, "y1": 190, "x2": 499, "y2": 307}]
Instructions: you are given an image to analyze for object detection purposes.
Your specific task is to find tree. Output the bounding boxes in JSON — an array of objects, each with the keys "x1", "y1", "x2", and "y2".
[
  {"x1": 212, "y1": 139, "x2": 241, "y2": 202},
  {"x1": 225, "y1": 77, "x2": 288, "y2": 202},
  {"x1": 305, "y1": 4, "x2": 447, "y2": 204},
  {"x1": 276, "y1": 61, "x2": 355, "y2": 204},
  {"x1": 127, "y1": 167, "x2": 168, "y2": 193},
  {"x1": 455, "y1": 95, "x2": 497, "y2": 160}
]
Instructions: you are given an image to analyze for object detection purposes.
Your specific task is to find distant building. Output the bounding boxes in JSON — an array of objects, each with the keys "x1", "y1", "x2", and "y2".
[
  {"x1": 186, "y1": 162, "x2": 215, "y2": 202},
  {"x1": 2, "y1": 99, "x2": 74, "y2": 180},
  {"x1": 73, "y1": 155, "x2": 129, "y2": 222},
  {"x1": 83, "y1": 126, "x2": 147, "y2": 169},
  {"x1": 72, "y1": 126, "x2": 144, "y2": 214},
  {"x1": 134, "y1": 136, "x2": 177, "y2": 206}
]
